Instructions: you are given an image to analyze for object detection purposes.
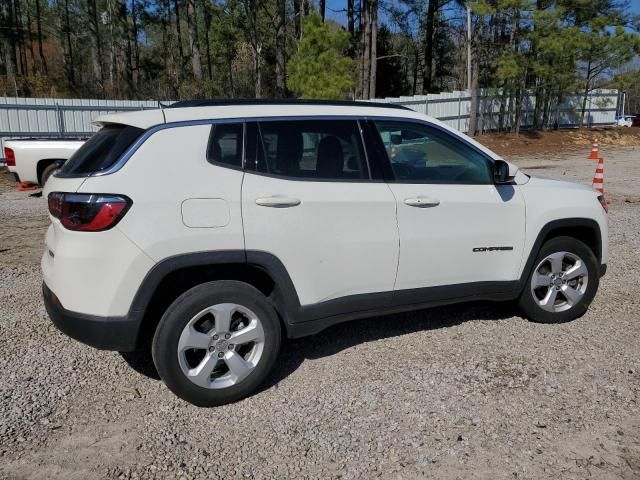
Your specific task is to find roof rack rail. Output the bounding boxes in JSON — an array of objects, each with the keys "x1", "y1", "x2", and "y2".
[{"x1": 167, "y1": 98, "x2": 410, "y2": 111}]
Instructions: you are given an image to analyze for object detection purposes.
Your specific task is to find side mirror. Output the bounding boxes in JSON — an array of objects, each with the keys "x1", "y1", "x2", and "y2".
[{"x1": 494, "y1": 159, "x2": 516, "y2": 184}]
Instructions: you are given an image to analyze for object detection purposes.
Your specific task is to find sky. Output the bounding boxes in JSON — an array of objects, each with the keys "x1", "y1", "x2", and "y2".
[{"x1": 324, "y1": 0, "x2": 640, "y2": 30}]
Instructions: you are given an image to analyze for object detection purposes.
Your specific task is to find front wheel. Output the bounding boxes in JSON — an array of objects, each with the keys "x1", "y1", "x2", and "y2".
[
  {"x1": 152, "y1": 281, "x2": 281, "y2": 406},
  {"x1": 519, "y1": 236, "x2": 599, "y2": 324}
]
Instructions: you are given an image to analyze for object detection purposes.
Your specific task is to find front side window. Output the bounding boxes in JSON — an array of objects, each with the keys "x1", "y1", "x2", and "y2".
[
  {"x1": 252, "y1": 120, "x2": 368, "y2": 180},
  {"x1": 58, "y1": 124, "x2": 144, "y2": 176},
  {"x1": 374, "y1": 120, "x2": 492, "y2": 184},
  {"x1": 207, "y1": 123, "x2": 243, "y2": 167}
]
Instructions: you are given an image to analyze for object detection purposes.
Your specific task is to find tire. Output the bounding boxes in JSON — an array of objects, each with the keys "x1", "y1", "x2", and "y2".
[
  {"x1": 519, "y1": 236, "x2": 599, "y2": 324},
  {"x1": 40, "y1": 162, "x2": 61, "y2": 187},
  {"x1": 152, "y1": 280, "x2": 281, "y2": 406}
]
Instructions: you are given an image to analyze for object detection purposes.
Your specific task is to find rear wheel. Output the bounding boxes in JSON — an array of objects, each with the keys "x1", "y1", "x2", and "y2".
[
  {"x1": 40, "y1": 162, "x2": 61, "y2": 186},
  {"x1": 519, "y1": 236, "x2": 599, "y2": 324},
  {"x1": 152, "y1": 281, "x2": 281, "y2": 406}
]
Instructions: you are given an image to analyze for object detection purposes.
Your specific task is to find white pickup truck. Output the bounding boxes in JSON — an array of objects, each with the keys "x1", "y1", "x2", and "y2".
[{"x1": 3, "y1": 139, "x2": 84, "y2": 186}]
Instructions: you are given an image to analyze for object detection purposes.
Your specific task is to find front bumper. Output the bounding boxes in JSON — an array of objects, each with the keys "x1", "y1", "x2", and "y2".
[{"x1": 43, "y1": 282, "x2": 140, "y2": 351}]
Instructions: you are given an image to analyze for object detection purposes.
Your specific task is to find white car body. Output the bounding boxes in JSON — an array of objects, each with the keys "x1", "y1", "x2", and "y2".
[
  {"x1": 40, "y1": 101, "x2": 608, "y2": 404},
  {"x1": 4, "y1": 139, "x2": 84, "y2": 185},
  {"x1": 615, "y1": 116, "x2": 633, "y2": 127}
]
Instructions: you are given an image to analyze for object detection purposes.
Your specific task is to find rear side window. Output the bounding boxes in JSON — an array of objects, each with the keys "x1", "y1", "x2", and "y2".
[
  {"x1": 58, "y1": 124, "x2": 144, "y2": 176},
  {"x1": 251, "y1": 120, "x2": 368, "y2": 180},
  {"x1": 207, "y1": 123, "x2": 243, "y2": 168}
]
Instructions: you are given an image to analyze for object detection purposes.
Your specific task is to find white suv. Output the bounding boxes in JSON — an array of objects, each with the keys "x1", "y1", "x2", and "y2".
[{"x1": 42, "y1": 100, "x2": 608, "y2": 406}]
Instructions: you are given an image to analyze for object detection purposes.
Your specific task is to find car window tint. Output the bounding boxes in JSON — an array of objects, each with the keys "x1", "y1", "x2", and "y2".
[
  {"x1": 207, "y1": 123, "x2": 243, "y2": 167},
  {"x1": 255, "y1": 120, "x2": 368, "y2": 180},
  {"x1": 374, "y1": 120, "x2": 492, "y2": 184},
  {"x1": 57, "y1": 124, "x2": 144, "y2": 176}
]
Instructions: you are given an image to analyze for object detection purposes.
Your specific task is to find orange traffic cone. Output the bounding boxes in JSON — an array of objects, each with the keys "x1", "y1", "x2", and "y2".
[
  {"x1": 592, "y1": 157, "x2": 604, "y2": 194},
  {"x1": 589, "y1": 138, "x2": 599, "y2": 160},
  {"x1": 17, "y1": 182, "x2": 39, "y2": 191}
]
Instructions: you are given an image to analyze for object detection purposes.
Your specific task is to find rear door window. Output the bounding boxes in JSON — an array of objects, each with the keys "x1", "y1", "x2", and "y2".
[
  {"x1": 57, "y1": 124, "x2": 144, "y2": 176},
  {"x1": 250, "y1": 120, "x2": 369, "y2": 180},
  {"x1": 207, "y1": 123, "x2": 243, "y2": 168}
]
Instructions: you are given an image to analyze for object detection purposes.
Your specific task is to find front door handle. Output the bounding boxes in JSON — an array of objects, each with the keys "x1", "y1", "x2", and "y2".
[
  {"x1": 404, "y1": 196, "x2": 440, "y2": 208},
  {"x1": 255, "y1": 196, "x2": 301, "y2": 208}
]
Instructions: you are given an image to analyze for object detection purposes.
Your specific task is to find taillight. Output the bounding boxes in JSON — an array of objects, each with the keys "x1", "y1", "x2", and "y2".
[
  {"x1": 47, "y1": 192, "x2": 132, "y2": 232},
  {"x1": 597, "y1": 194, "x2": 608, "y2": 213},
  {"x1": 4, "y1": 147, "x2": 15, "y2": 166}
]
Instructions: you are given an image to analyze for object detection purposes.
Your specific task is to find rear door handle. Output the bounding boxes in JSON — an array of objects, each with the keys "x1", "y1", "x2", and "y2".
[
  {"x1": 404, "y1": 196, "x2": 440, "y2": 208},
  {"x1": 255, "y1": 196, "x2": 301, "y2": 208}
]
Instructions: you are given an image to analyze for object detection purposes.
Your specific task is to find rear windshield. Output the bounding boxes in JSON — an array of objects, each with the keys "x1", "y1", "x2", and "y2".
[{"x1": 57, "y1": 124, "x2": 144, "y2": 176}]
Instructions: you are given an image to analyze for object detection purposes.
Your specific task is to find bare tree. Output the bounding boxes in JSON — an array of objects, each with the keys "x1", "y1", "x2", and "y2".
[
  {"x1": 87, "y1": 0, "x2": 105, "y2": 92},
  {"x1": 174, "y1": 0, "x2": 185, "y2": 67},
  {"x1": 275, "y1": 0, "x2": 286, "y2": 95},
  {"x1": 34, "y1": 0, "x2": 47, "y2": 74},
  {"x1": 368, "y1": 0, "x2": 377, "y2": 99},
  {"x1": 186, "y1": 0, "x2": 202, "y2": 80},
  {"x1": 1, "y1": 0, "x2": 17, "y2": 78}
]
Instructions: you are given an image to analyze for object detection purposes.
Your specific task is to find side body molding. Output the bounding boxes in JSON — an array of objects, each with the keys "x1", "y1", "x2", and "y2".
[{"x1": 126, "y1": 218, "x2": 603, "y2": 343}]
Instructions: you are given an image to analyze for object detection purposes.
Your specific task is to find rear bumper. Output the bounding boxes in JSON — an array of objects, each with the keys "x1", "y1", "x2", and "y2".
[{"x1": 43, "y1": 282, "x2": 140, "y2": 351}]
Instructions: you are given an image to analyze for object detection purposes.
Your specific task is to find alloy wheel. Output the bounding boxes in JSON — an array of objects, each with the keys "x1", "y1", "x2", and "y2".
[{"x1": 530, "y1": 251, "x2": 589, "y2": 313}]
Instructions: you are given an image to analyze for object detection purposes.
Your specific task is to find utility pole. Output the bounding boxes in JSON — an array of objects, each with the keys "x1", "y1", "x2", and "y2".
[{"x1": 467, "y1": 6, "x2": 471, "y2": 92}]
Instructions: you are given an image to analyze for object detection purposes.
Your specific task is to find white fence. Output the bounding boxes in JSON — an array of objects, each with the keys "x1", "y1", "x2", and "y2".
[
  {"x1": 0, "y1": 97, "x2": 159, "y2": 154},
  {"x1": 372, "y1": 89, "x2": 621, "y2": 134},
  {"x1": 0, "y1": 90, "x2": 620, "y2": 157}
]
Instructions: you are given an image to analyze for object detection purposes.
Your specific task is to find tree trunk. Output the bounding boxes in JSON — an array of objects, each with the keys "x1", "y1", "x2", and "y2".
[
  {"x1": 118, "y1": 0, "x2": 134, "y2": 95},
  {"x1": 63, "y1": 0, "x2": 76, "y2": 88},
  {"x1": 255, "y1": 44, "x2": 262, "y2": 98},
  {"x1": 275, "y1": 0, "x2": 286, "y2": 95},
  {"x1": 0, "y1": 0, "x2": 17, "y2": 79},
  {"x1": 422, "y1": 0, "x2": 436, "y2": 93},
  {"x1": 293, "y1": 0, "x2": 301, "y2": 39},
  {"x1": 319, "y1": 0, "x2": 325, "y2": 21},
  {"x1": 13, "y1": 0, "x2": 28, "y2": 75},
  {"x1": 579, "y1": 65, "x2": 592, "y2": 128},
  {"x1": 468, "y1": 61, "x2": 479, "y2": 136},
  {"x1": 186, "y1": 0, "x2": 202, "y2": 80},
  {"x1": 413, "y1": 42, "x2": 423, "y2": 95},
  {"x1": 35, "y1": 0, "x2": 47, "y2": 74},
  {"x1": 87, "y1": 0, "x2": 105, "y2": 92},
  {"x1": 368, "y1": 0, "x2": 377, "y2": 99},
  {"x1": 108, "y1": 0, "x2": 117, "y2": 95},
  {"x1": 360, "y1": 0, "x2": 370, "y2": 99},
  {"x1": 131, "y1": 0, "x2": 140, "y2": 84},
  {"x1": 174, "y1": 0, "x2": 185, "y2": 66},
  {"x1": 25, "y1": 0, "x2": 37, "y2": 76},
  {"x1": 201, "y1": 0, "x2": 212, "y2": 82},
  {"x1": 498, "y1": 86, "x2": 506, "y2": 132},
  {"x1": 532, "y1": 82, "x2": 542, "y2": 130},
  {"x1": 347, "y1": 0, "x2": 354, "y2": 36}
]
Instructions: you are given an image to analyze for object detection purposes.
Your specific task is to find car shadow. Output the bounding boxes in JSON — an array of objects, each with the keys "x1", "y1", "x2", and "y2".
[
  {"x1": 122, "y1": 300, "x2": 520, "y2": 398},
  {"x1": 257, "y1": 300, "x2": 519, "y2": 395}
]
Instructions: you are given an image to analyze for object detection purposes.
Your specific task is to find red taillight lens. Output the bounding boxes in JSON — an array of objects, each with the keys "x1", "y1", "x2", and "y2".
[
  {"x1": 48, "y1": 192, "x2": 64, "y2": 218},
  {"x1": 48, "y1": 193, "x2": 132, "y2": 232},
  {"x1": 4, "y1": 147, "x2": 15, "y2": 166}
]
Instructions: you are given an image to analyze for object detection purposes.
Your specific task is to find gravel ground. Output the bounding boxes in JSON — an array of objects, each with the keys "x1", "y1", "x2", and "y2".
[{"x1": 0, "y1": 146, "x2": 639, "y2": 479}]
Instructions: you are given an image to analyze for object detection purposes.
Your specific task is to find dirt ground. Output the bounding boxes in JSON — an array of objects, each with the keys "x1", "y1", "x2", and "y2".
[
  {"x1": 0, "y1": 138, "x2": 639, "y2": 480},
  {"x1": 478, "y1": 126, "x2": 640, "y2": 157}
]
